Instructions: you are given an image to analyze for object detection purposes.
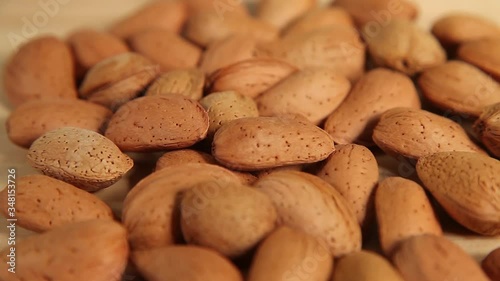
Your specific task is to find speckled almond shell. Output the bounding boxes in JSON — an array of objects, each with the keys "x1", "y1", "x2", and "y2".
[
  {"x1": 0, "y1": 220, "x2": 129, "y2": 281},
  {"x1": 146, "y1": 69, "x2": 205, "y2": 100},
  {"x1": 6, "y1": 98, "x2": 112, "y2": 148},
  {"x1": 416, "y1": 151, "x2": 500, "y2": 235},
  {"x1": 212, "y1": 116, "x2": 335, "y2": 171},
  {"x1": 375, "y1": 177, "x2": 442, "y2": 256},
  {"x1": 431, "y1": 13, "x2": 500, "y2": 46},
  {"x1": 105, "y1": 95, "x2": 209, "y2": 152},
  {"x1": 3, "y1": 36, "x2": 77, "y2": 107},
  {"x1": 482, "y1": 247, "x2": 500, "y2": 281},
  {"x1": 256, "y1": 0, "x2": 317, "y2": 29},
  {"x1": 316, "y1": 144, "x2": 379, "y2": 226},
  {"x1": 27, "y1": 127, "x2": 133, "y2": 192},
  {"x1": 334, "y1": 0, "x2": 417, "y2": 27},
  {"x1": 372, "y1": 107, "x2": 484, "y2": 159},
  {"x1": 257, "y1": 68, "x2": 351, "y2": 125},
  {"x1": 155, "y1": 149, "x2": 217, "y2": 171},
  {"x1": 474, "y1": 102, "x2": 500, "y2": 158},
  {"x1": 132, "y1": 246, "x2": 243, "y2": 281},
  {"x1": 324, "y1": 68, "x2": 421, "y2": 145},
  {"x1": 282, "y1": 7, "x2": 355, "y2": 38},
  {"x1": 458, "y1": 38, "x2": 500, "y2": 82},
  {"x1": 255, "y1": 171, "x2": 361, "y2": 257},
  {"x1": 208, "y1": 58, "x2": 297, "y2": 98},
  {"x1": 0, "y1": 175, "x2": 113, "y2": 232}
]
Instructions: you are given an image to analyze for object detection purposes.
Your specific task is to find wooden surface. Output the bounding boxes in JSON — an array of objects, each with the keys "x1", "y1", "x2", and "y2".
[{"x1": 0, "y1": 0, "x2": 499, "y2": 268}]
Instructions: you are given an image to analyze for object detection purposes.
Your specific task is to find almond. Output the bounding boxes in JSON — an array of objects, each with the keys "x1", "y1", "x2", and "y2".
[
  {"x1": 416, "y1": 151, "x2": 500, "y2": 235},
  {"x1": 256, "y1": 0, "x2": 317, "y2": 30},
  {"x1": 79, "y1": 52, "x2": 160, "y2": 110},
  {"x1": 0, "y1": 220, "x2": 128, "y2": 281},
  {"x1": 67, "y1": 29, "x2": 129, "y2": 79},
  {"x1": 180, "y1": 181, "x2": 277, "y2": 257},
  {"x1": 324, "y1": 68, "x2": 420, "y2": 145},
  {"x1": 110, "y1": 0, "x2": 187, "y2": 38},
  {"x1": 392, "y1": 234, "x2": 490, "y2": 281},
  {"x1": 200, "y1": 91, "x2": 259, "y2": 137},
  {"x1": 282, "y1": 7, "x2": 355, "y2": 39},
  {"x1": 316, "y1": 144, "x2": 379, "y2": 226},
  {"x1": 122, "y1": 163, "x2": 242, "y2": 250},
  {"x1": 372, "y1": 107, "x2": 484, "y2": 159},
  {"x1": 212, "y1": 116, "x2": 335, "y2": 171},
  {"x1": 208, "y1": 58, "x2": 297, "y2": 98},
  {"x1": 458, "y1": 38, "x2": 500, "y2": 81},
  {"x1": 432, "y1": 13, "x2": 500, "y2": 46},
  {"x1": 128, "y1": 28, "x2": 202, "y2": 72},
  {"x1": 254, "y1": 171, "x2": 361, "y2": 257},
  {"x1": 156, "y1": 149, "x2": 217, "y2": 171},
  {"x1": 6, "y1": 98, "x2": 112, "y2": 148},
  {"x1": 105, "y1": 95, "x2": 209, "y2": 152},
  {"x1": 145, "y1": 69, "x2": 205, "y2": 100},
  {"x1": 4, "y1": 36, "x2": 77, "y2": 107},
  {"x1": 363, "y1": 19, "x2": 446, "y2": 75},
  {"x1": 375, "y1": 177, "x2": 442, "y2": 255},
  {"x1": 333, "y1": 251, "x2": 405, "y2": 281},
  {"x1": 0, "y1": 175, "x2": 113, "y2": 232},
  {"x1": 132, "y1": 246, "x2": 243, "y2": 281},
  {"x1": 334, "y1": 0, "x2": 417, "y2": 27},
  {"x1": 185, "y1": 0, "x2": 248, "y2": 16},
  {"x1": 419, "y1": 61, "x2": 500, "y2": 117},
  {"x1": 27, "y1": 127, "x2": 134, "y2": 192},
  {"x1": 474, "y1": 102, "x2": 500, "y2": 158},
  {"x1": 482, "y1": 247, "x2": 500, "y2": 281},
  {"x1": 248, "y1": 226, "x2": 333, "y2": 281},
  {"x1": 257, "y1": 68, "x2": 351, "y2": 125}
]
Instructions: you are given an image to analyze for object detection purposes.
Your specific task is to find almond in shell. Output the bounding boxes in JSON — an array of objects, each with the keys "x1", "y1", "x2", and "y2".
[
  {"x1": 156, "y1": 149, "x2": 217, "y2": 171},
  {"x1": 333, "y1": 250, "x2": 405, "y2": 281},
  {"x1": 432, "y1": 13, "x2": 500, "y2": 46},
  {"x1": 256, "y1": 0, "x2": 317, "y2": 30},
  {"x1": 334, "y1": 0, "x2": 418, "y2": 27},
  {"x1": 474, "y1": 102, "x2": 500, "y2": 158},
  {"x1": 145, "y1": 69, "x2": 205, "y2": 100},
  {"x1": 458, "y1": 38, "x2": 500, "y2": 81},
  {"x1": 482, "y1": 247, "x2": 500, "y2": 281}
]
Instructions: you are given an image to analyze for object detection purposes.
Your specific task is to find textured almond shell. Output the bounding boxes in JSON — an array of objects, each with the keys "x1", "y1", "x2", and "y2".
[
  {"x1": 254, "y1": 171, "x2": 361, "y2": 257},
  {"x1": 156, "y1": 149, "x2": 216, "y2": 171},
  {"x1": 334, "y1": 0, "x2": 417, "y2": 27},
  {"x1": 416, "y1": 151, "x2": 500, "y2": 235},
  {"x1": 282, "y1": 7, "x2": 354, "y2": 38},
  {"x1": 431, "y1": 13, "x2": 500, "y2": 45},
  {"x1": 474, "y1": 102, "x2": 500, "y2": 158},
  {"x1": 333, "y1": 251, "x2": 405, "y2": 281},
  {"x1": 212, "y1": 117, "x2": 335, "y2": 171},
  {"x1": 27, "y1": 127, "x2": 133, "y2": 192},
  {"x1": 458, "y1": 38, "x2": 500, "y2": 82},
  {"x1": 145, "y1": 69, "x2": 205, "y2": 100},
  {"x1": 256, "y1": 0, "x2": 317, "y2": 29}
]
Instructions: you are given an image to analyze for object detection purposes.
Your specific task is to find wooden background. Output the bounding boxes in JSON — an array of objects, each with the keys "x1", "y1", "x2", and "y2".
[{"x1": 0, "y1": 0, "x2": 499, "y2": 268}]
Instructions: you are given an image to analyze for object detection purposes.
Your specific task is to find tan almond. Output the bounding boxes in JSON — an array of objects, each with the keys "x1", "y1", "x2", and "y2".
[
  {"x1": 334, "y1": 0, "x2": 417, "y2": 27},
  {"x1": 185, "y1": 0, "x2": 248, "y2": 16},
  {"x1": 4, "y1": 36, "x2": 77, "y2": 107},
  {"x1": 0, "y1": 175, "x2": 113, "y2": 232},
  {"x1": 128, "y1": 28, "x2": 202, "y2": 72},
  {"x1": 419, "y1": 61, "x2": 500, "y2": 117},
  {"x1": 332, "y1": 250, "x2": 405, "y2": 281},
  {"x1": 156, "y1": 149, "x2": 217, "y2": 171},
  {"x1": 184, "y1": 11, "x2": 278, "y2": 47},
  {"x1": 200, "y1": 91, "x2": 259, "y2": 138},
  {"x1": 213, "y1": 116, "x2": 335, "y2": 171},
  {"x1": 67, "y1": 29, "x2": 129, "y2": 79},
  {"x1": 248, "y1": 226, "x2": 333, "y2": 281},
  {"x1": 256, "y1": 0, "x2": 317, "y2": 30},
  {"x1": 27, "y1": 127, "x2": 134, "y2": 192},
  {"x1": 180, "y1": 181, "x2": 277, "y2": 257},
  {"x1": 200, "y1": 34, "x2": 258, "y2": 75},
  {"x1": 6, "y1": 98, "x2": 112, "y2": 148},
  {"x1": 416, "y1": 151, "x2": 500, "y2": 235},
  {"x1": 363, "y1": 19, "x2": 446, "y2": 75},
  {"x1": 316, "y1": 144, "x2": 379, "y2": 226},
  {"x1": 0, "y1": 220, "x2": 128, "y2": 281},
  {"x1": 257, "y1": 68, "x2": 351, "y2": 125},
  {"x1": 392, "y1": 234, "x2": 490, "y2": 281},
  {"x1": 105, "y1": 95, "x2": 209, "y2": 152},
  {"x1": 208, "y1": 58, "x2": 297, "y2": 98},
  {"x1": 482, "y1": 247, "x2": 500, "y2": 281},
  {"x1": 324, "y1": 68, "x2": 420, "y2": 145},
  {"x1": 432, "y1": 13, "x2": 500, "y2": 46},
  {"x1": 145, "y1": 69, "x2": 205, "y2": 100},
  {"x1": 458, "y1": 38, "x2": 500, "y2": 81},
  {"x1": 132, "y1": 246, "x2": 243, "y2": 281},
  {"x1": 110, "y1": 0, "x2": 187, "y2": 38},
  {"x1": 375, "y1": 177, "x2": 442, "y2": 255},
  {"x1": 474, "y1": 102, "x2": 500, "y2": 158},
  {"x1": 254, "y1": 171, "x2": 362, "y2": 257},
  {"x1": 122, "y1": 163, "x2": 242, "y2": 250},
  {"x1": 257, "y1": 26, "x2": 365, "y2": 82},
  {"x1": 372, "y1": 107, "x2": 484, "y2": 159},
  {"x1": 79, "y1": 52, "x2": 160, "y2": 110},
  {"x1": 282, "y1": 7, "x2": 355, "y2": 39}
]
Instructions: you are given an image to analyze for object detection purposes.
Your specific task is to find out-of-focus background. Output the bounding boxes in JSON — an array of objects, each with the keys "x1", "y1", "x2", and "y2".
[{"x1": 0, "y1": 0, "x2": 499, "y2": 264}]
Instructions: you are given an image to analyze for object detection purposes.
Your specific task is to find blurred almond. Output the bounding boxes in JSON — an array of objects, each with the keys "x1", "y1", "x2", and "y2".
[
  {"x1": 156, "y1": 149, "x2": 216, "y2": 171},
  {"x1": 256, "y1": 0, "x2": 317, "y2": 30},
  {"x1": 333, "y1": 251, "x2": 405, "y2": 281},
  {"x1": 334, "y1": 0, "x2": 418, "y2": 27},
  {"x1": 474, "y1": 102, "x2": 500, "y2": 158},
  {"x1": 282, "y1": 7, "x2": 354, "y2": 38},
  {"x1": 458, "y1": 38, "x2": 500, "y2": 81},
  {"x1": 432, "y1": 13, "x2": 500, "y2": 46},
  {"x1": 482, "y1": 247, "x2": 500, "y2": 281},
  {"x1": 146, "y1": 69, "x2": 205, "y2": 100}
]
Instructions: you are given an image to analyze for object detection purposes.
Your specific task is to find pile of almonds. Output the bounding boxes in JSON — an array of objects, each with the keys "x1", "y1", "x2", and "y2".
[{"x1": 1, "y1": 0, "x2": 500, "y2": 280}]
